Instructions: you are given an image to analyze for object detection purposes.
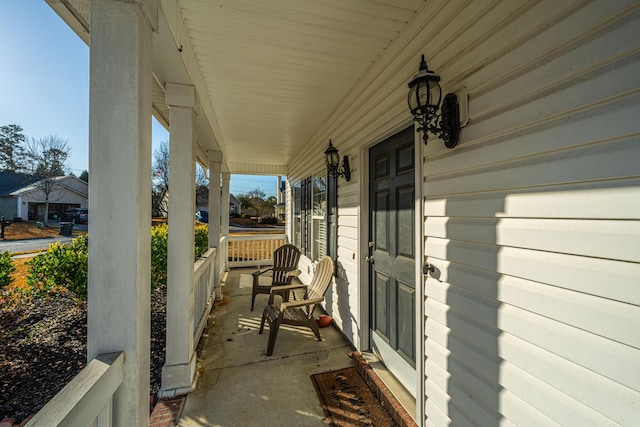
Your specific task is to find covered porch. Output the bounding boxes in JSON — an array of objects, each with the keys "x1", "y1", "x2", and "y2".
[{"x1": 26, "y1": 0, "x2": 640, "y2": 425}]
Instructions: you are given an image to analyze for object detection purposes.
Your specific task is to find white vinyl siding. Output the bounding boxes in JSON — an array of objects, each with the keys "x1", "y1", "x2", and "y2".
[{"x1": 420, "y1": 1, "x2": 640, "y2": 425}]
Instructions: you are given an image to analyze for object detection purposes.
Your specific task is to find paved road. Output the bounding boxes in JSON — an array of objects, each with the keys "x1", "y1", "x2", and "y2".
[
  {"x1": 0, "y1": 223, "x2": 275, "y2": 255},
  {"x1": 0, "y1": 236, "x2": 74, "y2": 256}
]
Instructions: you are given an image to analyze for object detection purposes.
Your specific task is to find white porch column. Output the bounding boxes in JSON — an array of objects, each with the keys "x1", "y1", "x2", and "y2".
[
  {"x1": 161, "y1": 83, "x2": 198, "y2": 397},
  {"x1": 208, "y1": 151, "x2": 222, "y2": 300},
  {"x1": 277, "y1": 176, "x2": 282, "y2": 204},
  {"x1": 208, "y1": 150, "x2": 222, "y2": 248},
  {"x1": 221, "y1": 172, "x2": 231, "y2": 236},
  {"x1": 88, "y1": 0, "x2": 156, "y2": 425}
]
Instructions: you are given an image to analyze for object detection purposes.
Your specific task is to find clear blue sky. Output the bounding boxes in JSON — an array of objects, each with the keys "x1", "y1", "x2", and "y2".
[{"x1": 0, "y1": 1, "x2": 276, "y2": 197}]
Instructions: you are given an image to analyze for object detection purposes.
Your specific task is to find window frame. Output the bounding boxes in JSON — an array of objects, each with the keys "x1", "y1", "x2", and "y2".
[{"x1": 291, "y1": 168, "x2": 336, "y2": 262}]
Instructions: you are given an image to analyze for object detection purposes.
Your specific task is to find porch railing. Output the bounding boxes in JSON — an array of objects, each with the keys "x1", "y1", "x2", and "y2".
[
  {"x1": 193, "y1": 235, "x2": 228, "y2": 347},
  {"x1": 193, "y1": 247, "x2": 217, "y2": 344},
  {"x1": 218, "y1": 235, "x2": 228, "y2": 277},
  {"x1": 227, "y1": 233, "x2": 286, "y2": 268},
  {"x1": 25, "y1": 235, "x2": 242, "y2": 425},
  {"x1": 26, "y1": 352, "x2": 124, "y2": 426}
]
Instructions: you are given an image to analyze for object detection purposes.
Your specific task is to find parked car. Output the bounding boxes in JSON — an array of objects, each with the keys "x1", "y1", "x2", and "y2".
[
  {"x1": 62, "y1": 208, "x2": 88, "y2": 224},
  {"x1": 195, "y1": 210, "x2": 208, "y2": 223}
]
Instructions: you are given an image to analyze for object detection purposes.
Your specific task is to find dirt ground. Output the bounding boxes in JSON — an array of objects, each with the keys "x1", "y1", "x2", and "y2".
[{"x1": 1, "y1": 221, "x2": 61, "y2": 240}]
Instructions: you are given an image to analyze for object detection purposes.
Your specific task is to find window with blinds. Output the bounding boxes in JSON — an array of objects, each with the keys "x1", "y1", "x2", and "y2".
[{"x1": 291, "y1": 171, "x2": 328, "y2": 261}]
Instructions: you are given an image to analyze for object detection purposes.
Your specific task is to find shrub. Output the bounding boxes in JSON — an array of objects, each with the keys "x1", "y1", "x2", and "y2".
[
  {"x1": 0, "y1": 251, "x2": 15, "y2": 289},
  {"x1": 195, "y1": 225, "x2": 209, "y2": 259},
  {"x1": 20, "y1": 223, "x2": 209, "y2": 299},
  {"x1": 151, "y1": 224, "x2": 168, "y2": 291},
  {"x1": 151, "y1": 224, "x2": 210, "y2": 289},
  {"x1": 259, "y1": 216, "x2": 278, "y2": 225},
  {"x1": 26, "y1": 235, "x2": 88, "y2": 298}
]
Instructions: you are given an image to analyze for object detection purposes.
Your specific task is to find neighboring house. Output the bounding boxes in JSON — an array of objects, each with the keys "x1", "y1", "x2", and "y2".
[
  {"x1": 0, "y1": 172, "x2": 39, "y2": 219},
  {"x1": 229, "y1": 194, "x2": 241, "y2": 216},
  {"x1": 195, "y1": 191, "x2": 242, "y2": 216},
  {"x1": 0, "y1": 172, "x2": 88, "y2": 221},
  {"x1": 47, "y1": 2, "x2": 639, "y2": 426}
]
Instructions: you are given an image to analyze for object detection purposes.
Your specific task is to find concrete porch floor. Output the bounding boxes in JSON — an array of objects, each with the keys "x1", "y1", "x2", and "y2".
[{"x1": 177, "y1": 268, "x2": 355, "y2": 426}]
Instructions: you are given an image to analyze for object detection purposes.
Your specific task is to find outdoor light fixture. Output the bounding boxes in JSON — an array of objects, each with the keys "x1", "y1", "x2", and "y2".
[
  {"x1": 407, "y1": 54, "x2": 460, "y2": 148},
  {"x1": 324, "y1": 139, "x2": 351, "y2": 182}
]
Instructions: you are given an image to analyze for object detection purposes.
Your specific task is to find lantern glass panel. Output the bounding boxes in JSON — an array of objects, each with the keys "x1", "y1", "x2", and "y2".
[
  {"x1": 330, "y1": 151, "x2": 340, "y2": 168},
  {"x1": 430, "y1": 80, "x2": 442, "y2": 110},
  {"x1": 418, "y1": 81, "x2": 429, "y2": 108},
  {"x1": 408, "y1": 85, "x2": 418, "y2": 112},
  {"x1": 325, "y1": 149, "x2": 339, "y2": 168}
]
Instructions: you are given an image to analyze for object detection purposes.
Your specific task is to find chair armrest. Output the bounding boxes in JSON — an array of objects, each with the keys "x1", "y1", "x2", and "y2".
[
  {"x1": 268, "y1": 283, "x2": 307, "y2": 304},
  {"x1": 280, "y1": 297, "x2": 324, "y2": 310},
  {"x1": 286, "y1": 269, "x2": 302, "y2": 278},
  {"x1": 269, "y1": 283, "x2": 306, "y2": 293},
  {"x1": 252, "y1": 267, "x2": 274, "y2": 277}
]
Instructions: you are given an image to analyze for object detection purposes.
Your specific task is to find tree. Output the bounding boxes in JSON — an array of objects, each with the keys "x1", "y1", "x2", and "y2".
[
  {"x1": 195, "y1": 164, "x2": 209, "y2": 209},
  {"x1": 237, "y1": 187, "x2": 275, "y2": 217},
  {"x1": 151, "y1": 141, "x2": 170, "y2": 217},
  {"x1": 78, "y1": 170, "x2": 89, "y2": 183},
  {"x1": 25, "y1": 135, "x2": 71, "y2": 226},
  {"x1": 0, "y1": 124, "x2": 27, "y2": 172}
]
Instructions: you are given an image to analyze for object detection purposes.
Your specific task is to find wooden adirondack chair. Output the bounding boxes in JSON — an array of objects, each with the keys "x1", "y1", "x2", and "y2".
[
  {"x1": 259, "y1": 256, "x2": 334, "y2": 356},
  {"x1": 250, "y1": 243, "x2": 301, "y2": 311}
]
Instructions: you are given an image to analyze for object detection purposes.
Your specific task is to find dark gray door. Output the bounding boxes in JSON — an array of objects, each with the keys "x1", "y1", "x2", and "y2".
[{"x1": 369, "y1": 126, "x2": 416, "y2": 392}]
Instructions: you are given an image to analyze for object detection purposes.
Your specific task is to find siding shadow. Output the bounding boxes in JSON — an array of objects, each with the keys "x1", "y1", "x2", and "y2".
[
  {"x1": 440, "y1": 198, "x2": 504, "y2": 426},
  {"x1": 326, "y1": 261, "x2": 356, "y2": 343}
]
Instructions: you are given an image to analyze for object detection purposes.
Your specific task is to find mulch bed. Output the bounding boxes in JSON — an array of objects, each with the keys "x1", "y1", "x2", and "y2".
[
  {"x1": 311, "y1": 367, "x2": 397, "y2": 427},
  {"x1": 0, "y1": 285, "x2": 167, "y2": 423}
]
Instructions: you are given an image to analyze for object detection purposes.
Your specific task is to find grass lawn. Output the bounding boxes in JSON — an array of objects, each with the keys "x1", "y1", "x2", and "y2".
[{"x1": 2, "y1": 221, "x2": 61, "y2": 240}]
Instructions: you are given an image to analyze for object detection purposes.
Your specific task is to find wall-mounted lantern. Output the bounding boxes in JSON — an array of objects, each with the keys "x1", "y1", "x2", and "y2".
[
  {"x1": 324, "y1": 139, "x2": 351, "y2": 182},
  {"x1": 407, "y1": 54, "x2": 460, "y2": 148}
]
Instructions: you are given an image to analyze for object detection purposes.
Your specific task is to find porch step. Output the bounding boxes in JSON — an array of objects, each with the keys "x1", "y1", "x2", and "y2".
[
  {"x1": 149, "y1": 397, "x2": 184, "y2": 427},
  {"x1": 350, "y1": 351, "x2": 418, "y2": 427}
]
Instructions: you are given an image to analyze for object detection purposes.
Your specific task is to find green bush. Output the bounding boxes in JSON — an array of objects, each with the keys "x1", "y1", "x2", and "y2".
[
  {"x1": 195, "y1": 225, "x2": 209, "y2": 259},
  {"x1": 0, "y1": 251, "x2": 15, "y2": 289},
  {"x1": 27, "y1": 235, "x2": 88, "y2": 298},
  {"x1": 259, "y1": 216, "x2": 278, "y2": 225},
  {"x1": 152, "y1": 224, "x2": 210, "y2": 289},
  {"x1": 21, "y1": 223, "x2": 209, "y2": 299},
  {"x1": 151, "y1": 224, "x2": 168, "y2": 291}
]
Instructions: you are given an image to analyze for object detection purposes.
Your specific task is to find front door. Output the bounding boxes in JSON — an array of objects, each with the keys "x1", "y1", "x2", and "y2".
[{"x1": 368, "y1": 126, "x2": 416, "y2": 395}]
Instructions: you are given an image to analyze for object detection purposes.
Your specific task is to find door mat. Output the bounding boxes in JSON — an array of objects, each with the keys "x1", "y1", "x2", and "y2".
[{"x1": 311, "y1": 367, "x2": 397, "y2": 427}]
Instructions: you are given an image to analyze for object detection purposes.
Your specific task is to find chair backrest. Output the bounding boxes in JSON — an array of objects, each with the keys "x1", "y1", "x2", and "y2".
[
  {"x1": 271, "y1": 244, "x2": 301, "y2": 285},
  {"x1": 306, "y1": 256, "x2": 334, "y2": 301}
]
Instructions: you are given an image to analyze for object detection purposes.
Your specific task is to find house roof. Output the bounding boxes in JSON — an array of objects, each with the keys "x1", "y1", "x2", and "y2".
[
  {"x1": 10, "y1": 175, "x2": 88, "y2": 198},
  {"x1": 0, "y1": 172, "x2": 40, "y2": 196}
]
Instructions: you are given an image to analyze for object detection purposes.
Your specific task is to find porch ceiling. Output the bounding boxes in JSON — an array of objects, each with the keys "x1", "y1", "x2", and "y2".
[{"x1": 47, "y1": 0, "x2": 426, "y2": 174}]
